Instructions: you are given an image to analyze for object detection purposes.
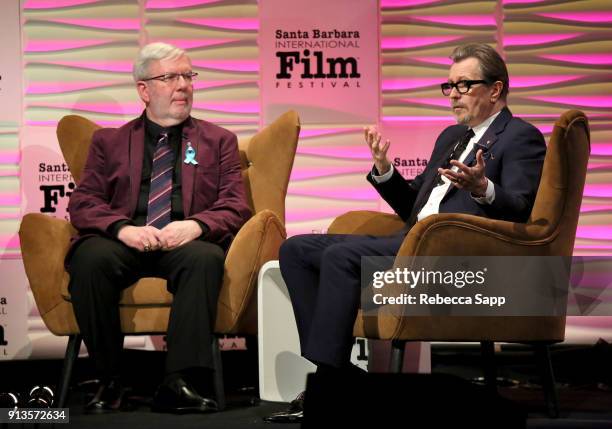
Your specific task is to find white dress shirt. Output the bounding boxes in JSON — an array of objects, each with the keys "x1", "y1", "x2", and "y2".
[{"x1": 372, "y1": 111, "x2": 501, "y2": 222}]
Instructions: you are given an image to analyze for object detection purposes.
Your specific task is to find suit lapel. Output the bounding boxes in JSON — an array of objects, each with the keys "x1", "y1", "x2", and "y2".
[
  {"x1": 129, "y1": 117, "x2": 145, "y2": 216},
  {"x1": 442, "y1": 107, "x2": 513, "y2": 201},
  {"x1": 181, "y1": 117, "x2": 198, "y2": 216},
  {"x1": 462, "y1": 107, "x2": 512, "y2": 168}
]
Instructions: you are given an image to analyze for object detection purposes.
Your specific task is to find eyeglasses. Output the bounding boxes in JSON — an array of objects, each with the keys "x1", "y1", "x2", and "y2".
[
  {"x1": 441, "y1": 79, "x2": 489, "y2": 96},
  {"x1": 142, "y1": 72, "x2": 198, "y2": 84}
]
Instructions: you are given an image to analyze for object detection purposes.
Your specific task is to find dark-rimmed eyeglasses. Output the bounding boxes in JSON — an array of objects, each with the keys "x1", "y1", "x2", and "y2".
[
  {"x1": 142, "y1": 72, "x2": 198, "y2": 84},
  {"x1": 441, "y1": 79, "x2": 489, "y2": 96}
]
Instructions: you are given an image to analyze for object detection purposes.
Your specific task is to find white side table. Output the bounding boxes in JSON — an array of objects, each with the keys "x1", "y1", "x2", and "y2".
[{"x1": 257, "y1": 260, "x2": 315, "y2": 402}]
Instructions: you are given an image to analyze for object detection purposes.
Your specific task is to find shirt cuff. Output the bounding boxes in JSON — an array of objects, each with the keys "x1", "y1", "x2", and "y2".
[
  {"x1": 371, "y1": 164, "x2": 394, "y2": 184},
  {"x1": 108, "y1": 219, "x2": 134, "y2": 238},
  {"x1": 192, "y1": 219, "x2": 210, "y2": 238},
  {"x1": 472, "y1": 179, "x2": 495, "y2": 205}
]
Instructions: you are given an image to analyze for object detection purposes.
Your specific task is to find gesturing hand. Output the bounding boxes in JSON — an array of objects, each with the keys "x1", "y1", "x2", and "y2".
[
  {"x1": 438, "y1": 149, "x2": 488, "y2": 196},
  {"x1": 364, "y1": 125, "x2": 391, "y2": 175}
]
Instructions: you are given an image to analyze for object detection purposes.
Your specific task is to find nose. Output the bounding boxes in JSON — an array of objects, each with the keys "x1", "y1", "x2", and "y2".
[
  {"x1": 176, "y1": 74, "x2": 190, "y2": 89},
  {"x1": 449, "y1": 85, "x2": 461, "y2": 99}
]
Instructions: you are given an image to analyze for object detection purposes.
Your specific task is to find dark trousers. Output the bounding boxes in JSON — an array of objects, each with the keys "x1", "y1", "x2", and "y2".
[
  {"x1": 279, "y1": 233, "x2": 405, "y2": 368},
  {"x1": 68, "y1": 236, "x2": 224, "y2": 379}
]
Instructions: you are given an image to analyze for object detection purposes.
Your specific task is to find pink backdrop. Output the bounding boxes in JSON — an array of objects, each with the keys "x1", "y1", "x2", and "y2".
[{"x1": 0, "y1": 0, "x2": 610, "y2": 359}]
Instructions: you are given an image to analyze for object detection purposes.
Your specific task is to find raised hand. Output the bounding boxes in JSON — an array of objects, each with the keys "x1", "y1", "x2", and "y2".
[{"x1": 364, "y1": 125, "x2": 391, "y2": 175}]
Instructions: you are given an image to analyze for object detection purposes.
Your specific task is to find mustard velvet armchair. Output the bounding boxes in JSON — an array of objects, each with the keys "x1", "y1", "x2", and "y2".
[
  {"x1": 19, "y1": 111, "x2": 300, "y2": 408},
  {"x1": 328, "y1": 110, "x2": 590, "y2": 417}
]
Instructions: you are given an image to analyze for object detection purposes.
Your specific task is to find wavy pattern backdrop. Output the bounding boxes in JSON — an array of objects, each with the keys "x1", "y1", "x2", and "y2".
[
  {"x1": 287, "y1": 127, "x2": 380, "y2": 234},
  {"x1": 145, "y1": 0, "x2": 259, "y2": 139},
  {"x1": 11, "y1": 0, "x2": 612, "y2": 348},
  {"x1": 0, "y1": 127, "x2": 20, "y2": 259},
  {"x1": 381, "y1": 0, "x2": 499, "y2": 121},
  {"x1": 23, "y1": 0, "x2": 141, "y2": 126}
]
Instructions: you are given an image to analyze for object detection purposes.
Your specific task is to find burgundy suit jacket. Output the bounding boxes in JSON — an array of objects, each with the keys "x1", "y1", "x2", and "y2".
[{"x1": 67, "y1": 114, "x2": 251, "y2": 259}]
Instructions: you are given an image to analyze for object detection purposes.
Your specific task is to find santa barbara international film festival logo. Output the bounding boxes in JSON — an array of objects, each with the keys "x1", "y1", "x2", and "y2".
[
  {"x1": 274, "y1": 28, "x2": 362, "y2": 89},
  {"x1": 38, "y1": 161, "x2": 75, "y2": 219}
]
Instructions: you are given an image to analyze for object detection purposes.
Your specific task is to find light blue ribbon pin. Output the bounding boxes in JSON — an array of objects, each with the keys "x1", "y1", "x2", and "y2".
[{"x1": 184, "y1": 142, "x2": 198, "y2": 165}]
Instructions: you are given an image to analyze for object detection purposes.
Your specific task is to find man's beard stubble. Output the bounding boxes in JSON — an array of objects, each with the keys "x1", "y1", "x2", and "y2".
[{"x1": 455, "y1": 112, "x2": 472, "y2": 126}]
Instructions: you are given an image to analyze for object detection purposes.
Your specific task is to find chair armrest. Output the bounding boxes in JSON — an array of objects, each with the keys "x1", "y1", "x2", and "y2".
[
  {"x1": 19, "y1": 213, "x2": 76, "y2": 316},
  {"x1": 398, "y1": 212, "x2": 554, "y2": 257},
  {"x1": 327, "y1": 210, "x2": 406, "y2": 236},
  {"x1": 217, "y1": 209, "x2": 286, "y2": 332}
]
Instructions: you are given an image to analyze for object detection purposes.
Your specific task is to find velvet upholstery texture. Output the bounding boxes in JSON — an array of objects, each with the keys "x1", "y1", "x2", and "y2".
[
  {"x1": 327, "y1": 110, "x2": 590, "y2": 344},
  {"x1": 19, "y1": 111, "x2": 300, "y2": 337}
]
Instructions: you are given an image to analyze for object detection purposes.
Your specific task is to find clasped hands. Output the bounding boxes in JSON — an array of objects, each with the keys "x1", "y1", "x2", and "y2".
[
  {"x1": 364, "y1": 125, "x2": 488, "y2": 197},
  {"x1": 117, "y1": 220, "x2": 202, "y2": 252}
]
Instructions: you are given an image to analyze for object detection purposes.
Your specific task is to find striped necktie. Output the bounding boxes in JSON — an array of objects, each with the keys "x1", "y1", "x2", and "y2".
[{"x1": 146, "y1": 133, "x2": 174, "y2": 229}]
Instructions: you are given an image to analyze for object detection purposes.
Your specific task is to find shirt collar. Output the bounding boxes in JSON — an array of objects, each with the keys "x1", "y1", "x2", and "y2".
[
  {"x1": 470, "y1": 110, "x2": 502, "y2": 141},
  {"x1": 144, "y1": 113, "x2": 184, "y2": 139}
]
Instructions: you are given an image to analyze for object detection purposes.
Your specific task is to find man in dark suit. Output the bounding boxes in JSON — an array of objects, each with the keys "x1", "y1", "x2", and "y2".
[
  {"x1": 67, "y1": 42, "x2": 251, "y2": 413},
  {"x1": 265, "y1": 43, "x2": 546, "y2": 422}
]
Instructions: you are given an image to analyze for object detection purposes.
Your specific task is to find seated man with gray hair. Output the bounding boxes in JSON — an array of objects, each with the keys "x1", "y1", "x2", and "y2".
[{"x1": 66, "y1": 42, "x2": 251, "y2": 413}]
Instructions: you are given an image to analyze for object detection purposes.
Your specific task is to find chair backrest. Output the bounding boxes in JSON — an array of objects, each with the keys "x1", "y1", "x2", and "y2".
[
  {"x1": 238, "y1": 111, "x2": 299, "y2": 223},
  {"x1": 57, "y1": 112, "x2": 300, "y2": 223},
  {"x1": 527, "y1": 110, "x2": 590, "y2": 255},
  {"x1": 56, "y1": 115, "x2": 101, "y2": 184}
]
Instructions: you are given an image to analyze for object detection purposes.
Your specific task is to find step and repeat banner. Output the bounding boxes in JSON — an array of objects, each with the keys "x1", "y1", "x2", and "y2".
[
  {"x1": 0, "y1": 0, "x2": 611, "y2": 360},
  {"x1": 260, "y1": 0, "x2": 379, "y2": 124},
  {"x1": 260, "y1": 0, "x2": 385, "y2": 234}
]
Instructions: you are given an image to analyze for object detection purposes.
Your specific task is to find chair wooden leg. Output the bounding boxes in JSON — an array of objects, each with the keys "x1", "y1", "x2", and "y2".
[
  {"x1": 481, "y1": 341, "x2": 497, "y2": 394},
  {"x1": 211, "y1": 336, "x2": 226, "y2": 411},
  {"x1": 389, "y1": 340, "x2": 406, "y2": 373},
  {"x1": 534, "y1": 344, "x2": 559, "y2": 418},
  {"x1": 56, "y1": 334, "x2": 82, "y2": 408}
]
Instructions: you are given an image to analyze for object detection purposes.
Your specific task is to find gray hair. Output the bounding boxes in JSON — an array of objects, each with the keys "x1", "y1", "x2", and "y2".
[
  {"x1": 133, "y1": 42, "x2": 186, "y2": 81},
  {"x1": 450, "y1": 43, "x2": 509, "y2": 100}
]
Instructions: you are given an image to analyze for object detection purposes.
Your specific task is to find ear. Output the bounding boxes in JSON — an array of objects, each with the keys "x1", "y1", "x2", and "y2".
[
  {"x1": 490, "y1": 81, "x2": 503, "y2": 102},
  {"x1": 136, "y1": 81, "x2": 150, "y2": 104}
]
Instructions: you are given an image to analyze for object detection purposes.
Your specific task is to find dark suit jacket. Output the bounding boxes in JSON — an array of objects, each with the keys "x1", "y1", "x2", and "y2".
[
  {"x1": 368, "y1": 107, "x2": 546, "y2": 226},
  {"x1": 67, "y1": 114, "x2": 252, "y2": 258}
]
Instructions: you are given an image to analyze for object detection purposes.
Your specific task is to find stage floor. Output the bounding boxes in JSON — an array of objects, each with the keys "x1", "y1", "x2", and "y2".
[{"x1": 1, "y1": 344, "x2": 611, "y2": 428}]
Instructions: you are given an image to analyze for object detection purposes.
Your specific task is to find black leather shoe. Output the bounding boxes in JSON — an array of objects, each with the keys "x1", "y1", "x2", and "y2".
[
  {"x1": 85, "y1": 379, "x2": 125, "y2": 414},
  {"x1": 151, "y1": 377, "x2": 218, "y2": 414},
  {"x1": 263, "y1": 391, "x2": 304, "y2": 423}
]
